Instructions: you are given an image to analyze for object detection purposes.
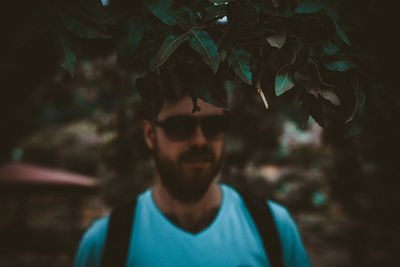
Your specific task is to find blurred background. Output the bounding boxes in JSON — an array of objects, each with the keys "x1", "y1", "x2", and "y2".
[
  {"x1": 1, "y1": 1, "x2": 400, "y2": 267},
  {"x1": 1, "y1": 51, "x2": 399, "y2": 267}
]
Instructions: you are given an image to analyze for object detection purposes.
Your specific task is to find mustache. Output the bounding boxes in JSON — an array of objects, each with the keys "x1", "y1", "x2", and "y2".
[{"x1": 179, "y1": 146, "x2": 215, "y2": 162}]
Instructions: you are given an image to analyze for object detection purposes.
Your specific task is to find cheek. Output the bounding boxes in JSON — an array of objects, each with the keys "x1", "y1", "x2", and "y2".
[
  {"x1": 212, "y1": 140, "x2": 225, "y2": 157},
  {"x1": 156, "y1": 135, "x2": 184, "y2": 160}
]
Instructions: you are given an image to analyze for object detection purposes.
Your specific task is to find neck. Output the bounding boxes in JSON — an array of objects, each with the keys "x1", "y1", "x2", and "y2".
[{"x1": 152, "y1": 180, "x2": 222, "y2": 234}]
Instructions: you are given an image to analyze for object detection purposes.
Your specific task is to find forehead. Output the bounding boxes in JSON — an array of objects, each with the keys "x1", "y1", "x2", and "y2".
[{"x1": 157, "y1": 97, "x2": 224, "y2": 121}]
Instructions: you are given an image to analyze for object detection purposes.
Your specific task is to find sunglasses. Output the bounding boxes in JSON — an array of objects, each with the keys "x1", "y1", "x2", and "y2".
[{"x1": 154, "y1": 115, "x2": 228, "y2": 141}]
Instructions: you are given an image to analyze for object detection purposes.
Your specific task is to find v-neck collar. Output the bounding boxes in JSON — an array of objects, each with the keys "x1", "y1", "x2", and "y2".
[{"x1": 148, "y1": 184, "x2": 226, "y2": 237}]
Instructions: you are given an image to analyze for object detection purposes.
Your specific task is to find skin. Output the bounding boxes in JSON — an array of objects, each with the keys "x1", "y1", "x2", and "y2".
[{"x1": 143, "y1": 96, "x2": 225, "y2": 233}]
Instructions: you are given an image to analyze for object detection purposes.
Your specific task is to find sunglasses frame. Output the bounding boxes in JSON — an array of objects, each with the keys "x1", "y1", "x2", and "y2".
[{"x1": 153, "y1": 114, "x2": 228, "y2": 141}]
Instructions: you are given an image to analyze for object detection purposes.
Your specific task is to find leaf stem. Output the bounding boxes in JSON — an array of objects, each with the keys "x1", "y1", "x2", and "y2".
[
  {"x1": 258, "y1": 88, "x2": 269, "y2": 110},
  {"x1": 256, "y1": 43, "x2": 268, "y2": 110}
]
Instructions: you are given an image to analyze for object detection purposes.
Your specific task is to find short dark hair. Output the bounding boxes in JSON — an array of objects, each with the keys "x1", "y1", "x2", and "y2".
[{"x1": 136, "y1": 59, "x2": 229, "y2": 121}]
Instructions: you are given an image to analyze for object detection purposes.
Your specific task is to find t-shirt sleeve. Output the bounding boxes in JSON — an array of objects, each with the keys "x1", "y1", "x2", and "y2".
[
  {"x1": 74, "y1": 216, "x2": 109, "y2": 267},
  {"x1": 267, "y1": 201, "x2": 311, "y2": 267}
]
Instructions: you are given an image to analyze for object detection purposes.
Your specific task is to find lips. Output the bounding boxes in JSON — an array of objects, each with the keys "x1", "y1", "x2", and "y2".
[
  {"x1": 180, "y1": 155, "x2": 213, "y2": 170},
  {"x1": 179, "y1": 147, "x2": 214, "y2": 166},
  {"x1": 181, "y1": 156, "x2": 213, "y2": 163},
  {"x1": 181, "y1": 160, "x2": 211, "y2": 170}
]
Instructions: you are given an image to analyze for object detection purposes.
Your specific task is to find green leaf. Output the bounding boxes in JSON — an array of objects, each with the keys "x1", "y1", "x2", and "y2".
[
  {"x1": 52, "y1": 27, "x2": 77, "y2": 76},
  {"x1": 219, "y1": 50, "x2": 227, "y2": 61},
  {"x1": 274, "y1": 45, "x2": 297, "y2": 96},
  {"x1": 249, "y1": 0, "x2": 293, "y2": 17},
  {"x1": 57, "y1": 2, "x2": 110, "y2": 39},
  {"x1": 319, "y1": 88, "x2": 341, "y2": 105},
  {"x1": 294, "y1": 0, "x2": 322, "y2": 14},
  {"x1": 275, "y1": 72, "x2": 295, "y2": 96},
  {"x1": 308, "y1": 86, "x2": 340, "y2": 105},
  {"x1": 173, "y1": 6, "x2": 197, "y2": 30},
  {"x1": 203, "y1": 4, "x2": 227, "y2": 22},
  {"x1": 116, "y1": 18, "x2": 143, "y2": 59},
  {"x1": 309, "y1": 41, "x2": 340, "y2": 58},
  {"x1": 323, "y1": 60, "x2": 356, "y2": 72},
  {"x1": 333, "y1": 20, "x2": 351, "y2": 46},
  {"x1": 227, "y1": 46, "x2": 252, "y2": 85},
  {"x1": 79, "y1": 0, "x2": 109, "y2": 19},
  {"x1": 145, "y1": 0, "x2": 177, "y2": 25},
  {"x1": 321, "y1": 41, "x2": 340, "y2": 56},
  {"x1": 199, "y1": 90, "x2": 229, "y2": 109},
  {"x1": 189, "y1": 29, "x2": 220, "y2": 73},
  {"x1": 344, "y1": 80, "x2": 367, "y2": 137},
  {"x1": 130, "y1": 77, "x2": 141, "y2": 100},
  {"x1": 153, "y1": 32, "x2": 192, "y2": 68},
  {"x1": 208, "y1": 0, "x2": 232, "y2": 4},
  {"x1": 78, "y1": 0, "x2": 116, "y2": 27},
  {"x1": 346, "y1": 79, "x2": 366, "y2": 123},
  {"x1": 344, "y1": 121, "x2": 362, "y2": 138},
  {"x1": 116, "y1": 18, "x2": 143, "y2": 62},
  {"x1": 266, "y1": 30, "x2": 286, "y2": 49},
  {"x1": 293, "y1": 71, "x2": 312, "y2": 83},
  {"x1": 304, "y1": 59, "x2": 335, "y2": 87}
]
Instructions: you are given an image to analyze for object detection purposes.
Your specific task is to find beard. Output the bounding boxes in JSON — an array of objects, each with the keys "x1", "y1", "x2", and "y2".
[{"x1": 153, "y1": 142, "x2": 224, "y2": 203}]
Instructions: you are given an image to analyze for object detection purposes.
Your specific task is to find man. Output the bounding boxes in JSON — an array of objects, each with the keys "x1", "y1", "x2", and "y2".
[{"x1": 74, "y1": 91, "x2": 311, "y2": 266}]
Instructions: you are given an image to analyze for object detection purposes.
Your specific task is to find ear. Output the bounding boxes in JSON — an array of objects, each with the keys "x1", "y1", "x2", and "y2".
[{"x1": 143, "y1": 120, "x2": 155, "y2": 149}]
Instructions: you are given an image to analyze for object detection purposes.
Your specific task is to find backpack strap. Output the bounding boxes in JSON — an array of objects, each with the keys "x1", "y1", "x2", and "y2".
[
  {"x1": 240, "y1": 193, "x2": 284, "y2": 267},
  {"x1": 101, "y1": 199, "x2": 137, "y2": 267}
]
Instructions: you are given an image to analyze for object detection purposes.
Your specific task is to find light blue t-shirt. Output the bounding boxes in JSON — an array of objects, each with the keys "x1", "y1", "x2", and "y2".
[{"x1": 75, "y1": 184, "x2": 311, "y2": 267}]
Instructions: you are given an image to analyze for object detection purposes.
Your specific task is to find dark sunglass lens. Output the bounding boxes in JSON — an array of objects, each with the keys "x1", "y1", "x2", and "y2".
[
  {"x1": 163, "y1": 116, "x2": 196, "y2": 140},
  {"x1": 201, "y1": 116, "x2": 227, "y2": 139}
]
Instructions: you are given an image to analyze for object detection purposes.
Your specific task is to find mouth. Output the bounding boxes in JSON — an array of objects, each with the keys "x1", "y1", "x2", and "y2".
[
  {"x1": 182, "y1": 156, "x2": 212, "y2": 161},
  {"x1": 180, "y1": 156, "x2": 213, "y2": 167}
]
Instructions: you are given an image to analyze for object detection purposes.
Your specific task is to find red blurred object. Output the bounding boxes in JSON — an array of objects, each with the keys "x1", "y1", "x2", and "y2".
[{"x1": 0, "y1": 162, "x2": 97, "y2": 188}]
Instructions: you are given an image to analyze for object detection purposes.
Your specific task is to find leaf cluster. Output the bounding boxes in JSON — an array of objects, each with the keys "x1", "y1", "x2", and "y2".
[{"x1": 10, "y1": 0, "x2": 368, "y2": 136}]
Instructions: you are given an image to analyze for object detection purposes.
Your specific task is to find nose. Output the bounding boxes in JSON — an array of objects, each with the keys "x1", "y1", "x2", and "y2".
[{"x1": 188, "y1": 124, "x2": 207, "y2": 146}]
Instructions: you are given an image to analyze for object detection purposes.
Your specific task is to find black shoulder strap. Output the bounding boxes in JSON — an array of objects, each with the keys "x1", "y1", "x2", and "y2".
[
  {"x1": 101, "y1": 199, "x2": 137, "y2": 267},
  {"x1": 240, "y1": 193, "x2": 284, "y2": 267}
]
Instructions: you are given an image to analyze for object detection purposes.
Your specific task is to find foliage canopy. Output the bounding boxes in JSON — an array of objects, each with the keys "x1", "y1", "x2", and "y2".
[{"x1": 6, "y1": 0, "x2": 398, "y2": 137}]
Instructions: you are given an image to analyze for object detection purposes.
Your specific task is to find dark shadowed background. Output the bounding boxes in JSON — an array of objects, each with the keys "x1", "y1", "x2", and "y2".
[{"x1": 1, "y1": 0, "x2": 399, "y2": 266}]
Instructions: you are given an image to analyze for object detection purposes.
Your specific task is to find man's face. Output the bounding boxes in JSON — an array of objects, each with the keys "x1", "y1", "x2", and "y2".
[{"x1": 144, "y1": 97, "x2": 226, "y2": 203}]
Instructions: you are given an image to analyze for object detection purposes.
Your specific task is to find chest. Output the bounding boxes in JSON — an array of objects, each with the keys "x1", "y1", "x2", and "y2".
[{"x1": 125, "y1": 203, "x2": 269, "y2": 267}]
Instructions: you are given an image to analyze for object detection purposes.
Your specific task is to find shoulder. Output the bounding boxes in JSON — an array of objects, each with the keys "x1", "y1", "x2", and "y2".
[
  {"x1": 224, "y1": 185, "x2": 299, "y2": 240},
  {"x1": 74, "y1": 216, "x2": 109, "y2": 267},
  {"x1": 267, "y1": 201, "x2": 293, "y2": 227},
  {"x1": 267, "y1": 201, "x2": 311, "y2": 267},
  {"x1": 220, "y1": 184, "x2": 298, "y2": 236},
  {"x1": 222, "y1": 185, "x2": 311, "y2": 267},
  {"x1": 219, "y1": 183, "x2": 243, "y2": 203},
  {"x1": 74, "y1": 191, "x2": 150, "y2": 267},
  {"x1": 266, "y1": 201, "x2": 299, "y2": 245}
]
